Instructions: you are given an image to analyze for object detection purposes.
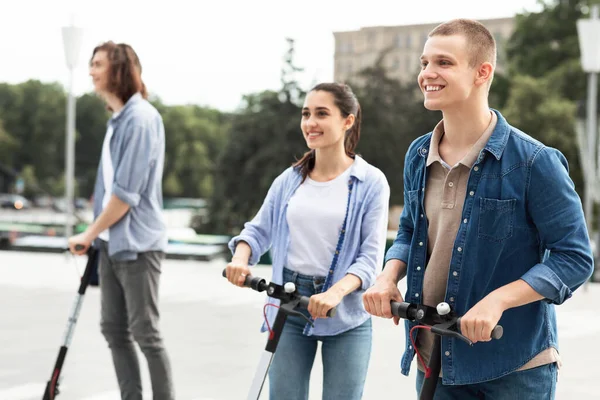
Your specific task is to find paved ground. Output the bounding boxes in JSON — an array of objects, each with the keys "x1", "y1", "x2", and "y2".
[{"x1": 0, "y1": 251, "x2": 598, "y2": 399}]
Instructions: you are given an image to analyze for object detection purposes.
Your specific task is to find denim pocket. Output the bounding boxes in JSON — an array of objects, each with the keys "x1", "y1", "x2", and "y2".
[{"x1": 477, "y1": 198, "x2": 516, "y2": 242}]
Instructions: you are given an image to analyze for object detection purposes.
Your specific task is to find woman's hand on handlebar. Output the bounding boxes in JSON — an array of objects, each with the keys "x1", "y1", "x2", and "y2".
[
  {"x1": 225, "y1": 258, "x2": 251, "y2": 287},
  {"x1": 363, "y1": 275, "x2": 404, "y2": 325},
  {"x1": 308, "y1": 288, "x2": 343, "y2": 319}
]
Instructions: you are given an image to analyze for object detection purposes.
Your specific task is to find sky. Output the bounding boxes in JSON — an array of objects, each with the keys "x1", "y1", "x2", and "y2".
[{"x1": 0, "y1": 0, "x2": 542, "y2": 111}]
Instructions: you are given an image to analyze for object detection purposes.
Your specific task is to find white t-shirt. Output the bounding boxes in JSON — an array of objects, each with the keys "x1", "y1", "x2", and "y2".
[
  {"x1": 286, "y1": 165, "x2": 353, "y2": 277},
  {"x1": 98, "y1": 113, "x2": 120, "y2": 241}
]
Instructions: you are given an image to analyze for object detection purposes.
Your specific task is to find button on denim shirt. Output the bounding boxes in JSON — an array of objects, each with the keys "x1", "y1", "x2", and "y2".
[
  {"x1": 229, "y1": 156, "x2": 390, "y2": 336},
  {"x1": 386, "y1": 110, "x2": 594, "y2": 385},
  {"x1": 92, "y1": 93, "x2": 168, "y2": 261}
]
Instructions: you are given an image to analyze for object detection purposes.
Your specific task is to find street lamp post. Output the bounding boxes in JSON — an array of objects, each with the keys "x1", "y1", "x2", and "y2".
[
  {"x1": 577, "y1": 5, "x2": 600, "y2": 282},
  {"x1": 61, "y1": 22, "x2": 83, "y2": 238}
]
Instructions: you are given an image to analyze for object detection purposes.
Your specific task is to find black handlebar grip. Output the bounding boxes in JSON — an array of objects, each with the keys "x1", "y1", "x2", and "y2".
[
  {"x1": 221, "y1": 268, "x2": 253, "y2": 287},
  {"x1": 390, "y1": 301, "x2": 404, "y2": 317},
  {"x1": 456, "y1": 317, "x2": 504, "y2": 340},
  {"x1": 298, "y1": 296, "x2": 337, "y2": 318}
]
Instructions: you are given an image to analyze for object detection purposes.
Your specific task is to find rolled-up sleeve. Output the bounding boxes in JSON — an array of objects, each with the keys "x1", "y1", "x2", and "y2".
[
  {"x1": 521, "y1": 147, "x2": 594, "y2": 304},
  {"x1": 347, "y1": 172, "x2": 390, "y2": 289},
  {"x1": 113, "y1": 122, "x2": 158, "y2": 207}
]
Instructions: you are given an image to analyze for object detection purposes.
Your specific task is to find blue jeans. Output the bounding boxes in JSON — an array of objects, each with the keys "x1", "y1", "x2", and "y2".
[
  {"x1": 268, "y1": 268, "x2": 372, "y2": 400},
  {"x1": 416, "y1": 362, "x2": 558, "y2": 399}
]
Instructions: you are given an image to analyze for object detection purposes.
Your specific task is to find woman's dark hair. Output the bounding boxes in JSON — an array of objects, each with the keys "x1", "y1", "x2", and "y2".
[
  {"x1": 293, "y1": 83, "x2": 361, "y2": 180},
  {"x1": 90, "y1": 41, "x2": 147, "y2": 105}
]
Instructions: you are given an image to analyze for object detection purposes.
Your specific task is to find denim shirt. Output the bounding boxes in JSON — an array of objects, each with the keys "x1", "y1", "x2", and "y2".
[
  {"x1": 229, "y1": 156, "x2": 390, "y2": 336},
  {"x1": 386, "y1": 110, "x2": 594, "y2": 385},
  {"x1": 92, "y1": 93, "x2": 168, "y2": 261}
]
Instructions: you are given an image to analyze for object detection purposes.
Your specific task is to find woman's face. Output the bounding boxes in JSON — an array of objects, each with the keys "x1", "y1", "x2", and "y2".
[{"x1": 301, "y1": 90, "x2": 353, "y2": 151}]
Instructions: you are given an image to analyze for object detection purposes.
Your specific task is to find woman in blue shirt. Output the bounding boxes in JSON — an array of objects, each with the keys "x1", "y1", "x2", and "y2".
[{"x1": 225, "y1": 82, "x2": 390, "y2": 400}]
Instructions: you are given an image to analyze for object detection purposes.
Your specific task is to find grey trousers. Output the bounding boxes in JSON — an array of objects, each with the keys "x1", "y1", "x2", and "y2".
[{"x1": 98, "y1": 241, "x2": 175, "y2": 400}]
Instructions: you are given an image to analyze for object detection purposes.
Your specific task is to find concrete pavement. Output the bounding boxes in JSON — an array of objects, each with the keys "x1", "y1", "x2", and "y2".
[{"x1": 0, "y1": 251, "x2": 598, "y2": 399}]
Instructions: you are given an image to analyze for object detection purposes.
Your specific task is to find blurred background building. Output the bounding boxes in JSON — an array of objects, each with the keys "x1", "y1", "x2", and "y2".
[{"x1": 334, "y1": 17, "x2": 514, "y2": 83}]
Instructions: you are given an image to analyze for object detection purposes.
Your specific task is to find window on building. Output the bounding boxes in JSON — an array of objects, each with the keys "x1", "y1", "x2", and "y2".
[
  {"x1": 407, "y1": 54, "x2": 417, "y2": 74},
  {"x1": 396, "y1": 33, "x2": 403, "y2": 48},
  {"x1": 368, "y1": 32, "x2": 377, "y2": 46},
  {"x1": 337, "y1": 41, "x2": 353, "y2": 54}
]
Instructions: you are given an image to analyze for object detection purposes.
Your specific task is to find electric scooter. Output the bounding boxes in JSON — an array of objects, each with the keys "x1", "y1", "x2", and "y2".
[
  {"x1": 390, "y1": 300, "x2": 503, "y2": 400},
  {"x1": 42, "y1": 245, "x2": 97, "y2": 400},
  {"x1": 222, "y1": 269, "x2": 336, "y2": 400}
]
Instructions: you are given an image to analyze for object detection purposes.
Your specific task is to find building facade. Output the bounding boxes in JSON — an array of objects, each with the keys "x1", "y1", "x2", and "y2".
[{"x1": 333, "y1": 17, "x2": 515, "y2": 84}]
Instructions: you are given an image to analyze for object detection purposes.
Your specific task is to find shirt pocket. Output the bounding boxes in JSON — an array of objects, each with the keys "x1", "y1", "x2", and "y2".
[{"x1": 477, "y1": 197, "x2": 516, "y2": 242}]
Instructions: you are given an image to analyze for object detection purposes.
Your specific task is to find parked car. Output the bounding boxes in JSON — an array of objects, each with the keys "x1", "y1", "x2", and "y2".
[
  {"x1": 0, "y1": 193, "x2": 31, "y2": 210},
  {"x1": 52, "y1": 197, "x2": 90, "y2": 212}
]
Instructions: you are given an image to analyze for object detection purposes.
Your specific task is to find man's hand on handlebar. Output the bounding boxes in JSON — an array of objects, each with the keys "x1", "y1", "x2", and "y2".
[
  {"x1": 225, "y1": 258, "x2": 251, "y2": 287},
  {"x1": 68, "y1": 232, "x2": 93, "y2": 255},
  {"x1": 459, "y1": 292, "x2": 505, "y2": 344},
  {"x1": 363, "y1": 275, "x2": 404, "y2": 325}
]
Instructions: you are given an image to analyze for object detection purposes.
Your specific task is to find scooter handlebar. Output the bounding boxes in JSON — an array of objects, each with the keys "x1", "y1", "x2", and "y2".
[
  {"x1": 222, "y1": 269, "x2": 337, "y2": 318},
  {"x1": 456, "y1": 317, "x2": 503, "y2": 340}
]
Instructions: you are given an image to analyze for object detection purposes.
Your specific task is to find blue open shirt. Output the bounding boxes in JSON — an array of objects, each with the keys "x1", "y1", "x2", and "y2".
[
  {"x1": 92, "y1": 93, "x2": 167, "y2": 261},
  {"x1": 229, "y1": 156, "x2": 390, "y2": 336}
]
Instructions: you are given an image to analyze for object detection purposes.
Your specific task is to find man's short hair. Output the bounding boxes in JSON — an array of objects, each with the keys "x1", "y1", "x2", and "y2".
[{"x1": 429, "y1": 19, "x2": 497, "y2": 69}]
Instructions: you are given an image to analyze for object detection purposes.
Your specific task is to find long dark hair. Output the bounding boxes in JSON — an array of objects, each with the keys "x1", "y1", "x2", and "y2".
[
  {"x1": 90, "y1": 41, "x2": 147, "y2": 106},
  {"x1": 293, "y1": 83, "x2": 362, "y2": 180}
]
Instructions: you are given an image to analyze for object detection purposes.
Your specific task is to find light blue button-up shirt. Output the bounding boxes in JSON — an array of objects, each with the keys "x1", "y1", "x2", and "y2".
[
  {"x1": 229, "y1": 155, "x2": 390, "y2": 336},
  {"x1": 93, "y1": 93, "x2": 168, "y2": 261}
]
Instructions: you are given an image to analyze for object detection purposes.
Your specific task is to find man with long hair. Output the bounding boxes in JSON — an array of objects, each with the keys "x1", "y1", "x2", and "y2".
[{"x1": 68, "y1": 41, "x2": 174, "y2": 400}]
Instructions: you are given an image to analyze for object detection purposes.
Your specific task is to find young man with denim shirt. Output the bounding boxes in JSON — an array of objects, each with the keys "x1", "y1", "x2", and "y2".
[
  {"x1": 363, "y1": 19, "x2": 593, "y2": 399},
  {"x1": 68, "y1": 41, "x2": 174, "y2": 400}
]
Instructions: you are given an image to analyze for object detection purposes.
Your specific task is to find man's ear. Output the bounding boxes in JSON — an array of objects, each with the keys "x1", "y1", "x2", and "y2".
[{"x1": 475, "y1": 62, "x2": 494, "y2": 87}]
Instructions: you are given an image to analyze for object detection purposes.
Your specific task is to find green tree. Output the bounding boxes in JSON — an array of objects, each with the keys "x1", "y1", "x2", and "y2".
[
  {"x1": 75, "y1": 93, "x2": 109, "y2": 197},
  {"x1": 0, "y1": 80, "x2": 67, "y2": 195},
  {"x1": 500, "y1": 0, "x2": 599, "y2": 196},
  {"x1": 351, "y1": 56, "x2": 441, "y2": 204},
  {"x1": 18, "y1": 165, "x2": 40, "y2": 199},
  {"x1": 0, "y1": 118, "x2": 18, "y2": 192},
  {"x1": 503, "y1": 75, "x2": 583, "y2": 195},
  {"x1": 0, "y1": 119, "x2": 17, "y2": 166},
  {"x1": 207, "y1": 39, "x2": 306, "y2": 233},
  {"x1": 506, "y1": 0, "x2": 588, "y2": 82},
  {"x1": 156, "y1": 102, "x2": 229, "y2": 199},
  {"x1": 489, "y1": 73, "x2": 512, "y2": 110}
]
